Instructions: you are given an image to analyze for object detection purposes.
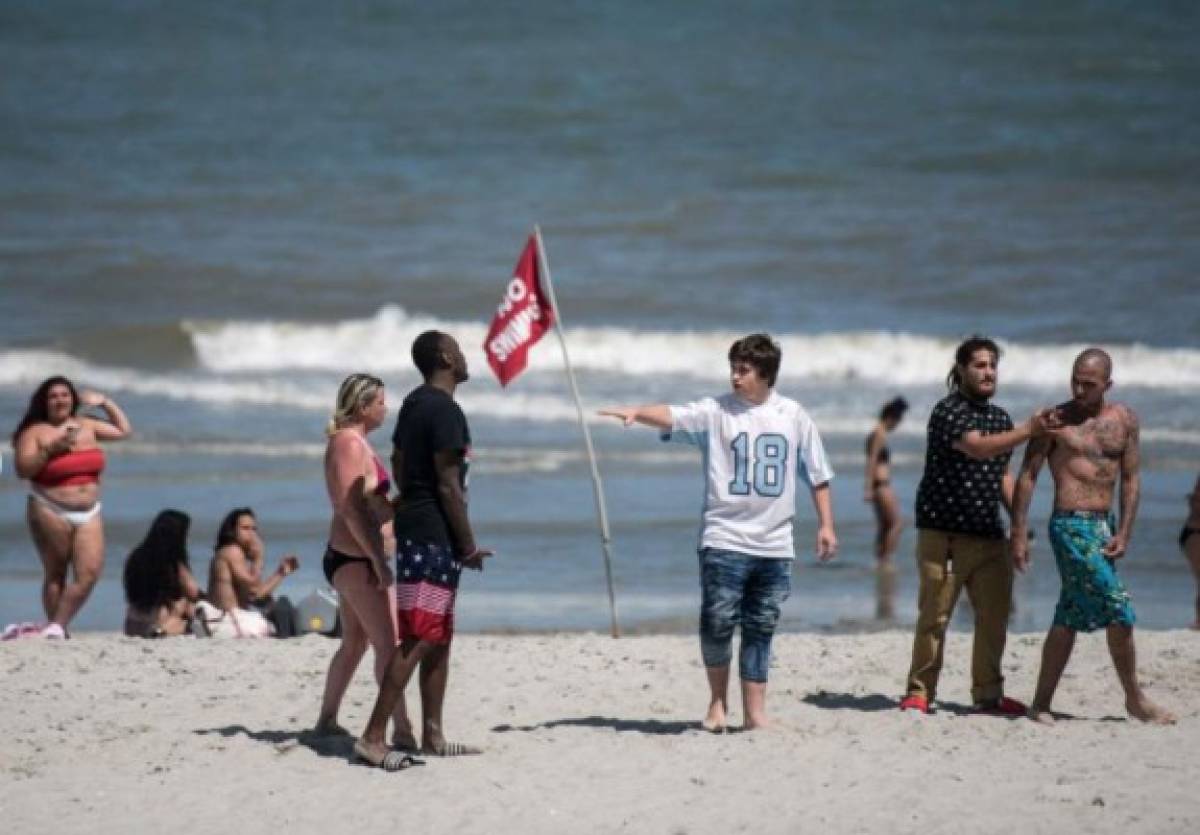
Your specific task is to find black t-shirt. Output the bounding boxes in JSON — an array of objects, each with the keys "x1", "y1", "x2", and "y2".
[
  {"x1": 915, "y1": 391, "x2": 1013, "y2": 539},
  {"x1": 391, "y1": 384, "x2": 471, "y2": 549}
]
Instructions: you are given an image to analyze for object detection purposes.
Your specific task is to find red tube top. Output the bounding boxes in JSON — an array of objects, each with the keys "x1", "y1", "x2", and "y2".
[{"x1": 33, "y1": 447, "x2": 106, "y2": 487}]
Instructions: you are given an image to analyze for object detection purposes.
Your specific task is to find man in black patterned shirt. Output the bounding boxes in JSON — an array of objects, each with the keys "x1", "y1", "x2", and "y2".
[{"x1": 899, "y1": 336, "x2": 1053, "y2": 714}]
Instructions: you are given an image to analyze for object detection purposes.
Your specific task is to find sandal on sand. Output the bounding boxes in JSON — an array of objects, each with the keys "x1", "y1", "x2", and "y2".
[
  {"x1": 424, "y1": 741, "x2": 482, "y2": 757},
  {"x1": 353, "y1": 739, "x2": 425, "y2": 771}
]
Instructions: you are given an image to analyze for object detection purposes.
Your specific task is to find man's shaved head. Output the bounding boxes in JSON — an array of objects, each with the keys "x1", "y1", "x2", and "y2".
[{"x1": 1073, "y1": 348, "x2": 1112, "y2": 380}]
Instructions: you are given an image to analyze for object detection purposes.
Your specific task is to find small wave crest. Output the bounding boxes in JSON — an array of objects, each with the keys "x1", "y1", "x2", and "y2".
[
  {"x1": 3, "y1": 333, "x2": 1199, "y2": 441},
  {"x1": 184, "y1": 305, "x2": 1200, "y2": 389}
]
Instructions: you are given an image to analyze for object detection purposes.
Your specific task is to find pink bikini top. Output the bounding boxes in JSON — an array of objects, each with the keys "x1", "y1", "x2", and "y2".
[
  {"x1": 372, "y1": 455, "x2": 391, "y2": 497},
  {"x1": 354, "y1": 433, "x2": 390, "y2": 496}
]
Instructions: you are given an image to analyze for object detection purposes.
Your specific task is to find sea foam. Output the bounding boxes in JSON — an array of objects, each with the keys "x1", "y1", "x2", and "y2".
[
  {"x1": 184, "y1": 305, "x2": 1200, "y2": 389},
  {"x1": 3, "y1": 309, "x2": 1199, "y2": 437}
]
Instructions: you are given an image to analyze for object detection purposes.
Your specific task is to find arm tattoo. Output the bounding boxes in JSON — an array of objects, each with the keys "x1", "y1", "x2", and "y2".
[
  {"x1": 1118, "y1": 406, "x2": 1141, "y2": 538},
  {"x1": 1012, "y1": 435, "x2": 1050, "y2": 532}
]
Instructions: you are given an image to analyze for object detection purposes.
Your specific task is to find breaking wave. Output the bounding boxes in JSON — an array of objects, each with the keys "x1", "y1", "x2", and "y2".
[{"x1": 183, "y1": 305, "x2": 1200, "y2": 389}]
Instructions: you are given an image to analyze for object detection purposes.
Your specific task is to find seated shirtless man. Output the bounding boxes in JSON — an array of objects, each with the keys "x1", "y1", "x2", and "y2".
[
  {"x1": 207, "y1": 507, "x2": 298, "y2": 623},
  {"x1": 1011, "y1": 348, "x2": 1175, "y2": 725}
]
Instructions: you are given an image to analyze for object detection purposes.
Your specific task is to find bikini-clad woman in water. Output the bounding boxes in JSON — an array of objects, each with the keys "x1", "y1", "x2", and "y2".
[
  {"x1": 12, "y1": 376, "x2": 131, "y2": 637},
  {"x1": 1181, "y1": 474, "x2": 1200, "y2": 629},
  {"x1": 314, "y1": 373, "x2": 414, "y2": 747},
  {"x1": 864, "y1": 397, "x2": 908, "y2": 619}
]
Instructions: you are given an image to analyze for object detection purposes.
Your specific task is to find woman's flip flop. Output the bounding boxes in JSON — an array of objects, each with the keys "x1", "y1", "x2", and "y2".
[{"x1": 353, "y1": 739, "x2": 425, "y2": 771}]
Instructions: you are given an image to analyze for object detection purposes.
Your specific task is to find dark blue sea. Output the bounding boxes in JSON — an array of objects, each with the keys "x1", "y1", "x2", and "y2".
[{"x1": 2, "y1": 0, "x2": 1198, "y2": 632}]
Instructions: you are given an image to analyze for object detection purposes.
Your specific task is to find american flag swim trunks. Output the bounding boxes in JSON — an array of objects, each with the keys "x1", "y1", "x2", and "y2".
[{"x1": 394, "y1": 539, "x2": 463, "y2": 644}]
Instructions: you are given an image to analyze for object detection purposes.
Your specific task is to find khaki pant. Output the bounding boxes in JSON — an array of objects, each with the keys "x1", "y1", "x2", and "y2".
[{"x1": 905, "y1": 529, "x2": 1012, "y2": 704}]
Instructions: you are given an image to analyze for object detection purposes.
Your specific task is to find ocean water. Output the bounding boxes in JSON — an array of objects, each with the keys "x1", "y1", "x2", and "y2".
[{"x1": 1, "y1": 1, "x2": 1198, "y2": 634}]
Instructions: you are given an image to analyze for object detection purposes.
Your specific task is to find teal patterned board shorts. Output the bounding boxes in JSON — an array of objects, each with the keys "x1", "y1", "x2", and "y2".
[{"x1": 1048, "y1": 511, "x2": 1135, "y2": 632}]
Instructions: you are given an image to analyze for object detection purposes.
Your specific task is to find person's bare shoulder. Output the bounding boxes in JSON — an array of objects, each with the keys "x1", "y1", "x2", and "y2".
[
  {"x1": 1107, "y1": 402, "x2": 1139, "y2": 432},
  {"x1": 1094, "y1": 403, "x2": 1139, "y2": 461},
  {"x1": 327, "y1": 430, "x2": 367, "y2": 459},
  {"x1": 327, "y1": 429, "x2": 354, "y2": 449},
  {"x1": 213, "y1": 543, "x2": 240, "y2": 569},
  {"x1": 19, "y1": 423, "x2": 53, "y2": 443}
]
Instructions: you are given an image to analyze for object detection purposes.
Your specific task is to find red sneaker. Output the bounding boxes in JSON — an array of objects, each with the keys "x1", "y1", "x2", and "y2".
[
  {"x1": 899, "y1": 694, "x2": 930, "y2": 714},
  {"x1": 976, "y1": 696, "x2": 1027, "y2": 716}
]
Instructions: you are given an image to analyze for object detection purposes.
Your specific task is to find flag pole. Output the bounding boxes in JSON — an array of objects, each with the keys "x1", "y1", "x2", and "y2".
[{"x1": 533, "y1": 224, "x2": 621, "y2": 638}]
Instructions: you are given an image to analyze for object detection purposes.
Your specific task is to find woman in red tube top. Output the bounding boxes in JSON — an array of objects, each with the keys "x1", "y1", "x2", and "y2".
[{"x1": 11, "y1": 376, "x2": 132, "y2": 637}]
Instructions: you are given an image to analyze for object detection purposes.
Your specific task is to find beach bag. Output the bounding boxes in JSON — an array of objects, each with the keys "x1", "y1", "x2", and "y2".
[
  {"x1": 296, "y1": 587, "x2": 339, "y2": 636},
  {"x1": 193, "y1": 600, "x2": 274, "y2": 638}
]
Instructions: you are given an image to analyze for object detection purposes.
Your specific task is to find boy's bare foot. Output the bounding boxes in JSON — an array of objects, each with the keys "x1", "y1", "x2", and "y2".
[
  {"x1": 701, "y1": 703, "x2": 727, "y2": 733},
  {"x1": 742, "y1": 715, "x2": 771, "y2": 731},
  {"x1": 1127, "y1": 697, "x2": 1177, "y2": 725},
  {"x1": 1026, "y1": 706, "x2": 1056, "y2": 726}
]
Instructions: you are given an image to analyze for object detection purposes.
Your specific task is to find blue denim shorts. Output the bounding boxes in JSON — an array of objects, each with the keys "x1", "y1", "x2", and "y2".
[{"x1": 698, "y1": 547, "x2": 792, "y2": 682}]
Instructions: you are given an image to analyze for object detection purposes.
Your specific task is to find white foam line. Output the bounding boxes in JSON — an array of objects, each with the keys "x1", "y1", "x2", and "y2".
[
  {"x1": 3, "y1": 345, "x2": 1200, "y2": 442},
  {"x1": 182, "y1": 305, "x2": 1200, "y2": 389}
]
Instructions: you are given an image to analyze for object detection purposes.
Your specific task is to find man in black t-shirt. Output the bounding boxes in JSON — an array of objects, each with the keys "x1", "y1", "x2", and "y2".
[
  {"x1": 899, "y1": 336, "x2": 1052, "y2": 716},
  {"x1": 354, "y1": 331, "x2": 492, "y2": 769}
]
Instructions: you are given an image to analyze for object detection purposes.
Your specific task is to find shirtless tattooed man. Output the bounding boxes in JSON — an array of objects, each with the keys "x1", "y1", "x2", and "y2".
[{"x1": 1012, "y1": 348, "x2": 1175, "y2": 725}]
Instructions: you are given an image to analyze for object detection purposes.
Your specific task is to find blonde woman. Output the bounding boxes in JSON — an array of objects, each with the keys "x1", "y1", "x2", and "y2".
[
  {"x1": 315, "y1": 374, "x2": 414, "y2": 748},
  {"x1": 12, "y1": 376, "x2": 131, "y2": 637}
]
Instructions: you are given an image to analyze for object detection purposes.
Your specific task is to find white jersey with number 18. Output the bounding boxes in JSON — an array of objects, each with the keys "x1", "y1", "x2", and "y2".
[{"x1": 665, "y1": 391, "x2": 834, "y2": 559}]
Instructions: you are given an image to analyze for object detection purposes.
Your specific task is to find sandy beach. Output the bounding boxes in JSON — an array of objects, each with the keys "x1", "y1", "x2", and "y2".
[{"x1": 1, "y1": 629, "x2": 1196, "y2": 834}]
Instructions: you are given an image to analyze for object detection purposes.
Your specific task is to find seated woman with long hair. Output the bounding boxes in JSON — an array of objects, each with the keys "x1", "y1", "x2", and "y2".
[{"x1": 123, "y1": 509, "x2": 201, "y2": 638}]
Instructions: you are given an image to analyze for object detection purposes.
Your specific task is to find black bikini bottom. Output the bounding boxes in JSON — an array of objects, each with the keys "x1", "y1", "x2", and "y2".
[
  {"x1": 1181, "y1": 526, "x2": 1200, "y2": 551},
  {"x1": 322, "y1": 546, "x2": 371, "y2": 584}
]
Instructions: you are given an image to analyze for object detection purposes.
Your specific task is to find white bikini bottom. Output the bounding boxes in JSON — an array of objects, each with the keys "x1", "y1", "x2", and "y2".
[{"x1": 30, "y1": 489, "x2": 102, "y2": 528}]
